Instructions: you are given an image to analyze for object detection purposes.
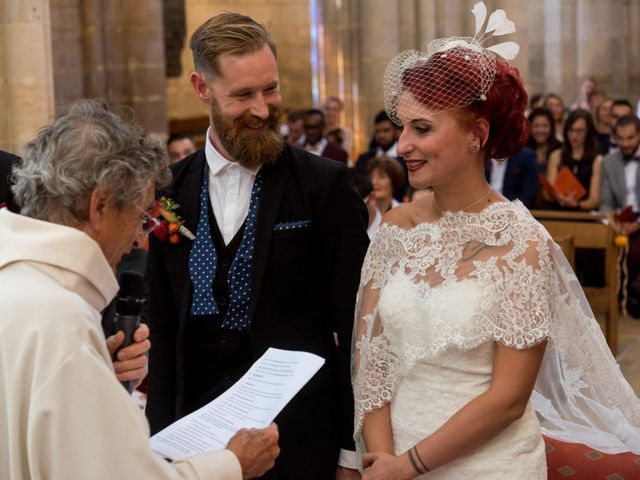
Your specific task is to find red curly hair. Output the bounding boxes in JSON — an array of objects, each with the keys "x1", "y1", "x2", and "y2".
[{"x1": 402, "y1": 48, "x2": 529, "y2": 159}]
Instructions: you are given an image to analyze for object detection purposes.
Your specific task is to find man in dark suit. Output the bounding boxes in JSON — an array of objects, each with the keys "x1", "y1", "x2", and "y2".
[
  {"x1": 355, "y1": 111, "x2": 407, "y2": 201},
  {"x1": 145, "y1": 13, "x2": 368, "y2": 480},
  {"x1": 303, "y1": 109, "x2": 349, "y2": 164},
  {"x1": 486, "y1": 147, "x2": 539, "y2": 208},
  {"x1": 0, "y1": 150, "x2": 19, "y2": 212}
]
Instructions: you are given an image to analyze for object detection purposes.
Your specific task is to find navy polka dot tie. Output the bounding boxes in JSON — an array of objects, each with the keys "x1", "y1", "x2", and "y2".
[
  {"x1": 188, "y1": 166, "x2": 263, "y2": 331},
  {"x1": 222, "y1": 171, "x2": 263, "y2": 330}
]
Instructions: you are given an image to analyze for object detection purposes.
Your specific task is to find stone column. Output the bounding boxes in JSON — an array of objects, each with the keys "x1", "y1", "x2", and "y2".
[
  {"x1": 496, "y1": 0, "x2": 530, "y2": 90},
  {"x1": 526, "y1": 0, "x2": 546, "y2": 96},
  {"x1": 356, "y1": 0, "x2": 401, "y2": 153},
  {"x1": 630, "y1": 0, "x2": 640, "y2": 105},
  {"x1": 80, "y1": 0, "x2": 167, "y2": 137},
  {"x1": 0, "y1": 0, "x2": 55, "y2": 155},
  {"x1": 543, "y1": 0, "x2": 577, "y2": 102},
  {"x1": 576, "y1": 0, "x2": 629, "y2": 101}
]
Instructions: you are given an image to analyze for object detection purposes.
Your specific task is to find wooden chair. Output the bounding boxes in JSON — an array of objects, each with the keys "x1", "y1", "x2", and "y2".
[{"x1": 532, "y1": 210, "x2": 620, "y2": 355}]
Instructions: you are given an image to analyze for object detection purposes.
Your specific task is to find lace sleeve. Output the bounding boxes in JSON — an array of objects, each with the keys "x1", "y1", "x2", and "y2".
[
  {"x1": 488, "y1": 229, "x2": 553, "y2": 349},
  {"x1": 351, "y1": 228, "x2": 397, "y2": 449}
]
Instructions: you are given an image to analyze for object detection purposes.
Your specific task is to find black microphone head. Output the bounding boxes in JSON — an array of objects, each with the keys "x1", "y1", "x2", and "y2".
[{"x1": 116, "y1": 271, "x2": 146, "y2": 316}]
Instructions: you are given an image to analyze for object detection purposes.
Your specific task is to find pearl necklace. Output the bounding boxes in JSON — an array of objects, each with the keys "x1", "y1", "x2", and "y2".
[{"x1": 433, "y1": 187, "x2": 493, "y2": 215}]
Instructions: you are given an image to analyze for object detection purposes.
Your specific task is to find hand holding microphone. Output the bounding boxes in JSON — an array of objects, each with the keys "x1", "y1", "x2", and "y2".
[{"x1": 107, "y1": 271, "x2": 150, "y2": 393}]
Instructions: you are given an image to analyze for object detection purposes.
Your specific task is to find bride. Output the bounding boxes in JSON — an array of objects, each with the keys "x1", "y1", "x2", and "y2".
[{"x1": 351, "y1": 3, "x2": 640, "y2": 479}]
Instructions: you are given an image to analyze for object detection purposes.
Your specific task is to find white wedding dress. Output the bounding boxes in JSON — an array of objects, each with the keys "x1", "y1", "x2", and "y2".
[{"x1": 352, "y1": 201, "x2": 640, "y2": 478}]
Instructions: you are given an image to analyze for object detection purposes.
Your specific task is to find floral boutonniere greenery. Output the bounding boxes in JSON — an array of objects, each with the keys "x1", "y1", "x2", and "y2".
[{"x1": 149, "y1": 197, "x2": 195, "y2": 244}]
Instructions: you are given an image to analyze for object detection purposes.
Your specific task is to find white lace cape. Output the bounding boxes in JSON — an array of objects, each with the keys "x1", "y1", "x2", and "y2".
[{"x1": 351, "y1": 201, "x2": 640, "y2": 455}]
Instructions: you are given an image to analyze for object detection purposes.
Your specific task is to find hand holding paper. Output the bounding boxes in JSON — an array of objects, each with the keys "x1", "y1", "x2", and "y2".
[
  {"x1": 227, "y1": 423, "x2": 280, "y2": 479},
  {"x1": 150, "y1": 348, "x2": 325, "y2": 460}
]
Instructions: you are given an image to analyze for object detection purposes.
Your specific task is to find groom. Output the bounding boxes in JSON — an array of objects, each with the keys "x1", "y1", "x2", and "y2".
[{"x1": 145, "y1": 12, "x2": 369, "y2": 479}]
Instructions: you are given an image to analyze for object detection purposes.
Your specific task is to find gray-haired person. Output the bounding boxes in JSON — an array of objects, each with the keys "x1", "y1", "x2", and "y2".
[{"x1": 0, "y1": 99, "x2": 279, "y2": 480}]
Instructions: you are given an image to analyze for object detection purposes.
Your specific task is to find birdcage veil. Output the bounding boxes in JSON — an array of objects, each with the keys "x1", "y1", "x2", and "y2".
[{"x1": 383, "y1": 1, "x2": 520, "y2": 125}]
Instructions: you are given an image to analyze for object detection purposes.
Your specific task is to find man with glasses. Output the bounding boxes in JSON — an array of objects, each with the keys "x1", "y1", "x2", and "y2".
[{"x1": 0, "y1": 100, "x2": 279, "y2": 479}]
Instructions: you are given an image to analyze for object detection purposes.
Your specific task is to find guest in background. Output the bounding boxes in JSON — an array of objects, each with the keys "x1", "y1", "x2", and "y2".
[
  {"x1": 365, "y1": 156, "x2": 404, "y2": 239},
  {"x1": 600, "y1": 115, "x2": 640, "y2": 312},
  {"x1": 284, "y1": 109, "x2": 305, "y2": 146},
  {"x1": 611, "y1": 99, "x2": 634, "y2": 125},
  {"x1": 546, "y1": 109, "x2": 602, "y2": 211},
  {"x1": 526, "y1": 107, "x2": 562, "y2": 174},
  {"x1": 167, "y1": 133, "x2": 196, "y2": 164},
  {"x1": 323, "y1": 95, "x2": 352, "y2": 155},
  {"x1": 570, "y1": 77, "x2": 597, "y2": 111},
  {"x1": 356, "y1": 110, "x2": 407, "y2": 201},
  {"x1": 593, "y1": 98, "x2": 614, "y2": 155},
  {"x1": 303, "y1": 108, "x2": 349, "y2": 164},
  {"x1": 527, "y1": 92, "x2": 544, "y2": 115},
  {"x1": 486, "y1": 147, "x2": 538, "y2": 208},
  {"x1": 544, "y1": 92, "x2": 566, "y2": 141}
]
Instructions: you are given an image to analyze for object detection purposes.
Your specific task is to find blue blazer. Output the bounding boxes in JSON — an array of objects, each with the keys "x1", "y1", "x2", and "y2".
[{"x1": 487, "y1": 147, "x2": 539, "y2": 208}]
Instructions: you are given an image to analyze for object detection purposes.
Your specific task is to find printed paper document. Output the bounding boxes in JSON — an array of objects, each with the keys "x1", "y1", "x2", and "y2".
[{"x1": 150, "y1": 347, "x2": 324, "y2": 459}]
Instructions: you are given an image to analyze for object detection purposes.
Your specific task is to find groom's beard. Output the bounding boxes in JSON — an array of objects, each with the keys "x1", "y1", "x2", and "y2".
[{"x1": 211, "y1": 101, "x2": 284, "y2": 170}]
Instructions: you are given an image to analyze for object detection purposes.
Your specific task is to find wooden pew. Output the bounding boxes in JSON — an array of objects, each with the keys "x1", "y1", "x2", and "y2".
[{"x1": 531, "y1": 210, "x2": 620, "y2": 355}]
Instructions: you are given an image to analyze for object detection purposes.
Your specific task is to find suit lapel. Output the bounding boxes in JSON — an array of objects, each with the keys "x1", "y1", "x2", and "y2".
[{"x1": 248, "y1": 155, "x2": 290, "y2": 321}]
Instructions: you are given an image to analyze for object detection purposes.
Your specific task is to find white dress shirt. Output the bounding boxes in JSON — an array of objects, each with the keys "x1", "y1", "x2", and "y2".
[
  {"x1": 489, "y1": 158, "x2": 508, "y2": 195},
  {"x1": 376, "y1": 141, "x2": 398, "y2": 158},
  {"x1": 304, "y1": 137, "x2": 328, "y2": 157},
  {"x1": 205, "y1": 129, "x2": 260, "y2": 245}
]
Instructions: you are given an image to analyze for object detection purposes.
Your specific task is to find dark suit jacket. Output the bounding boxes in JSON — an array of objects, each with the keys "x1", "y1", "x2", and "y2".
[
  {"x1": 489, "y1": 147, "x2": 539, "y2": 208},
  {"x1": 0, "y1": 151, "x2": 20, "y2": 212},
  {"x1": 321, "y1": 141, "x2": 349, "y2": 164},
  {"x1": 146, "y1": 144, "x2": 369, "y2": 478}
]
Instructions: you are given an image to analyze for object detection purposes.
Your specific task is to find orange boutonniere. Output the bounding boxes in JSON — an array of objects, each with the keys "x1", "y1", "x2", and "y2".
[{"x1": 149, "y1": 197, "x2": 195, "y2": 244}]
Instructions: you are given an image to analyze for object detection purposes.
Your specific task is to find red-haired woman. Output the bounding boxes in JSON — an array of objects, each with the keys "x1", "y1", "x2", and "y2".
[{"x1": 352, "y1": 7, "x2": 640, "y2": 480}]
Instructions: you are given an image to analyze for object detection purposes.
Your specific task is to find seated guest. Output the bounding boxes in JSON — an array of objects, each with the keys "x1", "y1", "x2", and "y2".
[
  {"x1": 0, "y1": 150, "x2": 19, "y2": 212},
  {"x1": 593, "y1": 98, "x2": 614, "y2": 155},
  {"x1": 544, "y1": 92, "x2": 566, "y2": 141},
  {"x1": 323, "y1": 95, "x2": 352, "y2": 154},
  {"x1": 0, "y1": 99, "x2": 279, "y2": 480},
  {"x1": 356, "y1": 110, "x2": 408, "y2": 200},
  {"x1": 600, "y1": 115, "x2": 640, "y2": 301},
  {"x1": 606, "y1": 99, "x2": 635, "y2": 152},
  {"x1": 303, "y1": 109, "x2": 349, "y2": 164},
  {"x1": 526, "y1": 107, "x2": 562, "y2": 174},
  {"x1": 486, "y1": 147, "x2": 539, "y2": 208},
  {"x1": 167, "y1": 133, "x2": 197, "y2": 164},
  {"x1": 546, "y1": 109, "x2": 603, "y2": 211},
  {"x1": 365, "y1": 156, "x2": 404, "y2": 239},
  {"x1": 284, "y1": 109, "x2": 306, "y2": 146}
]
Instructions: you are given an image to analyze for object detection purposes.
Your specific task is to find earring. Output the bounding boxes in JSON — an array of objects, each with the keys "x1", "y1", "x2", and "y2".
[{"x1": 469, "y1": 143, "x2": 480, "y2": 152}]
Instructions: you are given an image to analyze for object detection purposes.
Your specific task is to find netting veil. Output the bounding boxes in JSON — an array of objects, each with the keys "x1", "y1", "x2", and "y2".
[{"x1": 383, "y1": 1, "x2": 520, "y2": 124}]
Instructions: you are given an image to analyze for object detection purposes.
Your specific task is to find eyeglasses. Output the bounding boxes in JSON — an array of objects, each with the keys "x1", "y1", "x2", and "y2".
[{"x1": 135, "y1": 205, "x2": 161, "y2": 235}]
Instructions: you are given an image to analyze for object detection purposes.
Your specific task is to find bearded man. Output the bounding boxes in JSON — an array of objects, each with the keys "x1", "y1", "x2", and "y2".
[{"x1": 145, "y1": 13, "x2": 369, "y2": 480}]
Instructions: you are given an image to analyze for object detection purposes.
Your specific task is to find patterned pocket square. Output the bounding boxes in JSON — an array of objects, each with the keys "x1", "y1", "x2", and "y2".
[{"x1": 274, "y1": 219, "x2": 312, "y2": 231}]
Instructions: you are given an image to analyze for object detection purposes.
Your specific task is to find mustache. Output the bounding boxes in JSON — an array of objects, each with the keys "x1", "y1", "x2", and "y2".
[{"x1": 235, "y1": 109, "x2": 281, "y2": 131}]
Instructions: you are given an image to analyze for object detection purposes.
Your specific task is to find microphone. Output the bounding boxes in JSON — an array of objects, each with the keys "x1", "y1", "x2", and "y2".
[{"x1": 114, "y1": 271, "x2": 146, "y2": 393}]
